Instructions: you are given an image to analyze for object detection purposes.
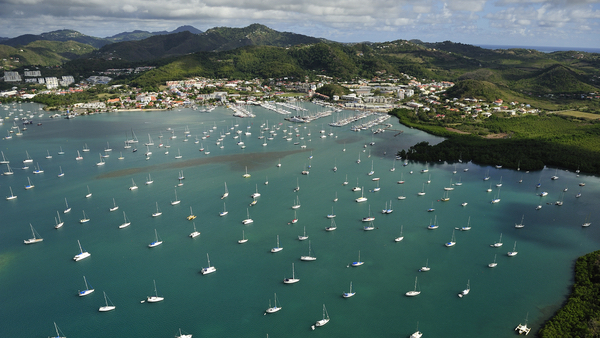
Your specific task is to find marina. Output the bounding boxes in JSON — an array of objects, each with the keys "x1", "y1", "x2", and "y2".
[{"x1": 1, "y1": 101, "x2": 599, "y2": 337}]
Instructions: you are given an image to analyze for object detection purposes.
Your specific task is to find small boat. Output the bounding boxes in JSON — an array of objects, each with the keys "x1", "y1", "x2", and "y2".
[
  {"x1": 119, "y1": 211, "x2": 131, "y2": 229},
  {"x1": 461, "y1": 202, "x2": 468, "y2": 207},
  {"x1": 410, "y1": 322, "x2": 423, "y2": 338},
  {"x1": 24, "y1": 223, "x2": 43, "y2": 244},
  {"x1": 171, "y1": 190, "x2": 181, "y2": 205},
  {"x1": 251, "y1": 184, "x2": 261, "y2": 198},
  {"x1": 351, "y1": 251, "x2": 364, "y2": 266},
  {"x1": 300, "y1": 240, "x2": 317, "y2": 261},
  {"x1": 187, "y1": 206, "x2": 196, "y2": 221},
  {"x1": 294, "y1": 178, "x2": 300, "y2": 192},
  {"x1": 146, "y1": 280, "x2": 164, "y2": 302},
  {"x1": 201, "y1": 253, "x2": 217, "y2": 275},
  {"x1": 129, "y1": 178, "x2": 138, "y2": 190},
  {"x1": 271, "y1": 235, "x2": 283, "y2": 253},
  {"x1": 458, "y1": 279, "x2": 470, "y2": 298},
  {"x1": 488, "y1": 254, "x2": 498, "y2": 268},
  {"x1": 357, "y1": 153, "x2": 361, "y2": 164},
  {"x1": 536, "y1": 204, "x2": 542, "y2": 210},
  {"x1": 508, "y1": 241, "x2": 518, "y2": 256},
  {"x1": 343, "y1": 281, "x2": 355, "y2": 298},
  {"x1": 515, "y1": 313, "x2": 531, "y2": 335},
  {"x1": 190, "y1": 222, "x2": 201, "y2": 238},
  {"x1": 78, "y1": 275, "x2": 95, "y2": 296},
  {"x1": 99, "y1": 291, "x2": 116, "y2": 312},
  {"x1": 405, "y1": 276, "x2": 421, "y2": 296},
  {"x1": 419, "y1": 259, "x2": 430, "y2": 272},
  {"x1": 445, "y1": 229, "x2": 456, "y2": 247},
  {"x1": 242, "y1": 166, "x2": 251, "y2": 178},
  {"x1": 298, "y1": 226, "x2": 308, "y2": 241},
  {"x1": 515, "y1": 215, "x2": 525, "y2": 228},
  {"x1": 491, "y1": 233, "x2": 503, "y2": 247},
  {"x1": 551, "y1": 168, "x2": 559, "y2": 180},
  {"x1": 265, "y1": 293, "x2": 282, "y2": 314},
  {"x1": 221, "y1": 182, "x2": 229, "y2": 199},
  {"x1": 50, "y1": 322, "x2": 66, "y2": 338},
  {"x1": 276, "y1": 159, "x2": 281, "y2": 167},
  {"x1": 79, "y1": 210, "x2": 90, "y2": 224},
  {"x1": 583, "y1": 214, "x2": 591, "y2": 227},
  {"x1": 148, "y1": 229, "x2": 162, "y2": 247},
  {"x1": 343, "y1": 174, "x2": 349, "y2": 185},
  {"x1": 152, "y1": 202, "x2": 162, "y2": 217},
  {"x1": 73, "y1": 239, "x2": 91, "y2": 261},
  {"x1": 238, "y1": 230, "x2": 248, "y2": 244},
  {"x1": 283, "y1": 263, "x2": 300, "y2": 284},
  {"x1": 220, "y1": 203, "x2": 228, "y2": 216},
  {"x1": 313, "y1": 304, "x2": 330, "y2": 328},
  {"x1": 109, "y1": 198, "x2": 119, "y2": 212},
  {"x1": 356, "y1": 187, "x2": 367, "y2": 203},
  {"x1": 24, "y1": 177, "x2": 35, "y2": 190},
  {"x1": 242, "y1": 208, "x2": 253, "y2": 224}
]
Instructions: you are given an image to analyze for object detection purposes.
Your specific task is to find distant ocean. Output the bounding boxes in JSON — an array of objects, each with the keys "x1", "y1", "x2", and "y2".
[{"x1": 477, "y1": 44, "x2": 600, "y2": 54}]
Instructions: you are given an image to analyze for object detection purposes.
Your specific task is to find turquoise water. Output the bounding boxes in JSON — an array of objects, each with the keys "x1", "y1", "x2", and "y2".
[{"x1": 1, "y1": 102, "x2": 599, "y2": 337}]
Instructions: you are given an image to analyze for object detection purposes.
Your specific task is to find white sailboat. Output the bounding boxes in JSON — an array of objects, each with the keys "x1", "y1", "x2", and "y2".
[
  {"x1": 242, "y1": 166, "x2": 251, "y2": 178},
  {"x1": 343, "y1": 174, "x2": 349, "y2": 185},
  {"x1": 362, "y1": 205, "x2": 374, "y2": 222},
  {"x1": 355, "y1": 187, "x2": 367, "y2": 202},
  {"x1": 405, "y1": 276, "x2": 421, "y2": 296},
  {"x1": 119, "y1": 211, "x2": 131, "y2": 229},
  {"x1": 109, "y1": 198, "x2": 119, "y2": 212},
  {"x1": 176, "y1": 329, "x2": 192, "y2": 338},
  {"x1": 488, "y1": 254, "x2": 498, "y2": 268},
  {"x1": 314, "y1": 304, "x2": 330, "y2": 328},
  {"x1": 251, "y1": 184, "x2": 261, "y2": 198},
  {"x1": 24, "y1": 176, "x2": 34, "y2": 189},
  {"x1": 0, "y1": 151, "x2": 9, "y2": 164},
  {"x1": 271, "y1": 235, "x2": 283, "y2": 253},
  {"x1": 73, "y1": 240, "x2": 91, "y2": 261},
  {"x1": 265, "y1": 293, "x2": 282, "y2": 314},
  {"x1": 410, "y1": 322, "x2": 423, "y2": 338},
  {"x1": 22, "y1": 150, "x2": 33, "y2": 164},
  {"x1": 294, "y1": 177, "x2": 300, "y2": 192},
  {"x1": 190, "y1": 222, "x2": 201, "y2": 238},
  {"x1": 78, "y1": 275, "x2": 95, "y2": 296},
  {"x1": 292, "y1": 195, "x2": 301, "y2": 209},
  {"x1": 3, "y1": 163, "x2": 14, "y2": 175},
  {"x1": 242, "y1": 208, "x2": 253, "y2": 224},
  {"x1": 238, "y1": 230, "x2": 248, "y2": 244},
  {"x1": 171, "y1": 190, "x2": 181, "y2": 205},
  {"x1": 201, "y1": 253, "x2": 216, "y2": 275},
  {"x1": 300, "y1": 240, "x2": 317, "y2": 260},
  {"x1": 368, "y1": 160, "x2": 374, "y2": 176},
  {"x1": 508, "y1": 241, "x2": 518, "y2": 256},
  {"x1": 129, "y1": 178, "x2": 138, "y2": 190},
  {"x1": 491, "y1": 233, "x2": 503, "y2": 247},
  {"x1": 96, "y1": 153, "x2": 105, "y2": 166},
  {"x1": 458, "y1": 216, "x2": 472, "y2": 231},
  {"x1": 220, "y1": 202, "x2": 228, "y2": 216},
  {"x1": 146, "y1": 280, "x2": 164, "y2": 302},
  {"x1": 151, "y1": 202, "x2": 162, "y2": 217},
  {"x1": 419, "y1": 259, "x2": 431, "y2": 272},
  {"x1": 325, "y1": 218, "x2": 337, "y2": 232},
  {"x1": 283, "y1": 263, "x2": 299, "y2": 284},
  {"x1": 343, "y1": 281, "x2": 356, "y2": 298},
  {"x1": 6, "y1": 186, "x2": 17, "y2": 200},
  {"x1": 351, "y1": 250, "x2": 364, "y2": 266},
  {"x1": 221, "y1": 182, "x2": 229, "y2": 199},
  {"x1": 427, "y1": 216, "x2": 439, "y2": 230},
  {"x1": 298, "y1": 226, "x2": 308, "y2": 240},
  {"x1": 98, "y1": 291, "x2": 116, "y2": 312},
  {"x1": 85, "y1": 185, "x2": 92, "y2": 198},
  {"x1": 104, "y1": 141, "x2": 112, "y2": 152},
  {"x1": 327, "y1": 206, "x2": 336, "y2": 219},
  {"x1": 57, "y1": 166, "x2": 64, "y2": 177},
  {"x1": 24, "y1": 223, "x2": 43, "y2": 244},
  {"x1": 75, "y1": 150, "x2": 83, "y2": 161},
  {"x1": 79, "y1": 210, "x2": 90, "y2": 224},
  {"x1": 54, "y1": 211, "x2": 64, "y2": 229},
  {"x1": 50, "y1": 322, "x2": 66, "y2": 338},
  {"x1": 445, "y1": 229, "x2": 456, "y2": 247},
  {"x1": 394, "y1": 225, "x2": 404, "y2": 242},
  {"x1": 458, "y1": 279, "x2": 470, "y2": 298},
  {"x1": 417, "y1": 183, "x2": 426, "y2": 196},
  {"x1": 63, "y1": 197, "x2": 71, "y2": 213},
  {"x1": 491, "y1": 187, "x2": 501, "y2": 203},
  {"x1": 363, "y1": 220, "x2": 375, "y2": 231},
  {"x1": 515, "y1": 313, "x2": 532, "y2": 335},
  {"x1": 145, "y1": 174, "x2": 153, "y2": 185},
  {"x1": 148, "y1": 229, "x2": 162, "y2": 247},
  {"x1": 174, "y1": 148, "x2": 182, "y2": 159},
  {"x1": 515, "y1": 215, "x2": 525, "y2": 228}
]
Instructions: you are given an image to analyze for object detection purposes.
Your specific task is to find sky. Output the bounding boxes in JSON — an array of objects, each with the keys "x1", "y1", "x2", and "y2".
[{"x1": 1, "y1": 0, "x2": 600, "y2": 48}]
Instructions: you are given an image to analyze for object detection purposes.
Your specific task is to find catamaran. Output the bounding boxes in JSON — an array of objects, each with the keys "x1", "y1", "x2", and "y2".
[
  {"x1": 355, "y1": 187, "x2": 367, "y2": 202},
  {"x1": 190, "y1": 223, "x2": 200, "y2": 238},
  {"x1": 298, "y1": 226, "x2": 308, "y2": 240},
  {"x1": 201, "y1": 253, "x2": 216, "y2": 275},
  {"x1": 187, "y1": 206, "x2": 196, "y2": 220},
  {"x1": 242, "y1": 208, "x2": 253, "y2": 224},
  {"x1": 73, "y1": 240, "x2": 91, "y2": 261}
]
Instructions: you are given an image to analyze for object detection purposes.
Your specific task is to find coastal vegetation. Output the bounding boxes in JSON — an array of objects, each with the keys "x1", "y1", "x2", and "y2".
[{"x1": 539, "y1": 250, "x2": 600, "y2": 337}]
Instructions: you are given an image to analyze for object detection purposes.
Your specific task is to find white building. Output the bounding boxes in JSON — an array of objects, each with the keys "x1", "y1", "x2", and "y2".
[
  {"x1": 4, "y1": 72, "x2": 21, "y2": 82},
  {"x1": 24, "y1": 70, "x2": 41, "y2": 77},
  {"x1": 60, "y1": 76, "x2": 75, "y2": 86},
  {"x1": 45, "y1": 77, "x2": 59, "y2": 89}
]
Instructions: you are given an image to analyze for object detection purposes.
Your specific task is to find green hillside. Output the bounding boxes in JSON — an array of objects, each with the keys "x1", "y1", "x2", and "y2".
[{"x1": 0, "y1": 40, "x2": 95, "y2": 67}]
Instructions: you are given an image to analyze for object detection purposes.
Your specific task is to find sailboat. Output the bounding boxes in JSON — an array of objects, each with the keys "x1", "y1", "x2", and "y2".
[
  {"x1": 73, "y1": 240, "x2": 91, "y2": 261},
  {"x1": 6, "y1": 186, "x2": 17, "y2": 200},
  {"x1": 298, "y1": 226, "x2": 308, "y2": 240},
  {"x1": 271, "y1": 235, "x2": 283, "y2": 253},
  {"x1": 458, "y1": 279, "x2": 470, "y2": 298},
  {"x1": 410, "y1": 322, "x2": 423, "y2": 338},
  {"x1": 146, "y1": 280, "x2": 164, "y2": 302},
  {"x1": 75, "y1": 150, "x2": 83, "y2": 161},
  {"x1": 351, "y1": 251, "x2": 364, "y2": 266},
  {"x1": 515, "y1": 215, "x2": 525, "y2": 228},
  {"x1": 176, "y1": 329, "x2": 192, "y2": 338},
  {"x1": 118, "y1": 152, "x2": 124, "y2": 160},
  {"x1": 444, "y1": 178, "x2": 454, "y2": 191},
  {"x1": 129, "y1": 178, "x2": 138, "y2": 190},
  {"x1": 201, "y1": 253, "x2": 216, "y2": 274},
  {"x1": 220, "y1": 203, "x2": 228, "y2": 216},
  {"x1": 78, "y1": 276, "x2": 95, "y2": 296},
  {"x1": 300, "y1": 240, "x2": 317, "y2": 260},
  {"x1": 491, "y1": 233, "x2": 503, "y2": 247},
  {"x1": 333, "y1": 192, "x2": 338, "y2": 202},
  {"x1": 3, "y1": 163, "x2": 14, "y2": 175},
  {"x1": 238, "y1": 230, "x2": 248, "y2": 244},
  {"x1": 119, "y1": 211, "x2": 131, "y2": 229},
  {"x1": 221, "y1": 182, "x2": 229, "y2": 199},
  {"x1": 496, "y1": 176, "x2": 503, "y2": 187},
  {"x1": 152, "y1": 202, "x2": 162, "y2": 217},
  {"x1": 96, "y1": 153, "x2": 106, "y2": 166},
  {"x1": 292, "y1": 195, "x2": 301, "y2": 209},
  {"x1": 343, "y1": 174, "x2": 349, "y2": 185},
  {"x1": 515, "y1": 313, "x2": 532, "y2": 335},
  {"x1": 187, "y1": 206, "x2": 196, "y2": 220},
  {"x1": 324, "y1": 217, "x2": 338, "y2": 231},
  {"x1": 417, "y1": 183, "x2": 426, "y2": 196},
  {"x1": 405, "y1": 277, "x2": 421, "y2": 296},
  {"x1": 24, "y1": 223, "x2": 43, "y2": 244},
  {"x1": 508, "y1": 241, "x2": 518, "y2": 256},
  {"x1": 551, "y1": 168, "x2": 559, "y2": 180},
  {"x1": 145, "y1": 174, "x2": 153, "y2": 185},
  {"x1": 362, "y1": 205, "x2": 374, "y2": 221},
  {"x1": 79, "y1": 210, "x2": 90, "y2": 223},
  {"x1": 54, "y1": 211, "x2": 64, "y2": 229},
  {"x1": 50, "y1": 322, "x2": 66, "y2": 338},
  {"x1": 24, "y1": 177, "x2": 34, "y2": 189},
  {"x1": 265, "y1": 293, "x2": 282, "y2": 314},
  {"x1": 445, "y1": 229, "x2": 456, "y2": 247},
  {"x1": 427, "y1": 216, "x2": 439, "y2": 230},
  {"x1": 171, "y1": 190, "x2": 181, "y2": 205},
  {"x1": 57, "y1": 166, "x2": 64, "y2": 177},
  {"x1": 242, "y1": 166, "x2": 251, "y2": 178},
  {"x1": 488, "y1": 254, "x2": 498, "y2": 268},
  {"x1": 22, "y1": 150, "x2": 33, "y2": 164},
  {"x1": 63, "y1": 198, "x2": 71, "y2": 213},
  {"x1": 368, "y1": 160, "x2": 374, "y2": 176},
  {"x1": 190, "y1": 222, "x2": 201, "y2": 238},
  {"x1": 85, "y1": 185, "x2": 92, "y2": 198},
  {"x1": 327, "y1": 206, "x2": 336, "y2": 219},
  {"x1": 397, "y1": 173, "x2": 405, "y2": 184},
  {"x1": 98, "y1": 291, "x2": 116, "y2": 312},
  {"x1": 294, "y1": 178, "x2": 300, "y2": 192},
  {"x1": 251, "y1": 184, "x2": 261, "y2": 198},
  {"x1": 583, "y1": 214, "x2": 591, "y2": 227},
  {"x1": 109, "y1": 198, "x2": 119, "y2": 212},
  {"x1": 491, "y1": 187, "x2": 501, "y2": 203},
  {"x1": 283, "y1": 263, "x2": 300, "y2": 284},
  {"x1": 242, "y1": 208, "x2": 253, "y2": 224},
  {"x1": 175, "y1": 148, "x2": 182, "y2": 159},
  {"x1": 343, "y1": 281, "x2": 356, "y2": 298},
  {"x1": 363, "y1": 220, "x2": 375, "y2": 231},
  {"x1": 148, "y1": 229, "x2": 163, "y2": 247},
  {"x1": 0, "y1": 151, "x2": 9, "y2": 164},
  {"x1": 419, "y1": 259, "x2": 431, "y2": 272},
  {"x1": 459, "y1": 216, "x2": 472, "y2": 231},
  {"x1": 356, "y1": 187, "x2": 367, "y2": 203},
  {"x1": 356, "y1": 152, "x2": 361, "y2": 164},
  {"x1": 312, "y1": 304, "x2": 330, "y2": 329},
  {"x1": 104, "y1": 141, "x2": 112, "y2": 152},
  {"x1": 394, "y1": 225, "x2": 404, "y2": 242}
]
